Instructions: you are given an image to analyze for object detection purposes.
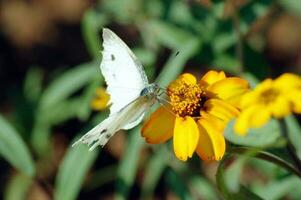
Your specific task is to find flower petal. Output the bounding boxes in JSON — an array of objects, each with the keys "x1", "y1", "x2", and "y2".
[
  {"x1": 199, "y1": 70, "x2": 226, "y2": 88},
  {"x1": 274, "y1": 73, "x2": 301, "y2": 90},
  {"x1": 196, "y1": 118, "x2": 226, "y2": 161},
  {"x1": 173, "y1": 116, "x2": 199, "y2": 161},
  {"x1": 200, "y1": 111, "x2": 226, "y2": 132},
  {"x1": 234, "y1": 105, "x2": 270, "y2": 135},
  {"x1": 269, "y1": 96, "x2": 291, "y2": 118},
  {"x1": 168, "y1": 73, "x2": 197, "y2": 91},
  {"x1": 287, "y1": 90, "x2": 301, "y2": 113},
  {"x1": 206, "y1": 77, "x2": 249, "y2": 106},
  {"x1": 91, "y1": 88, "x2": 110, "y2": 110},
  {"x1": 203, "y1": 99, "x2": 240, "y2": 122},
  {"x1": 142, "y1": 106, "x2": 174, "y2": 144}
]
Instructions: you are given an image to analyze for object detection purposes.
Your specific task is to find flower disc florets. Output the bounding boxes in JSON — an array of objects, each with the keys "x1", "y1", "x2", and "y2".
[{"x1": 167, "y1": 73, "x2": 202, "y2": 117}]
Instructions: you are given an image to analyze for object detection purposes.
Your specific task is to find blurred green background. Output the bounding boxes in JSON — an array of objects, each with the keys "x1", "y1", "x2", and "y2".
[{"x1": 0, "y1": 0, "x2": 301, "y2": 199}]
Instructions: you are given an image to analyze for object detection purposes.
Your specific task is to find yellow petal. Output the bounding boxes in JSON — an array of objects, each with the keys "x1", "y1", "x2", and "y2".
[
  {"x1": 91, "y1": 88, "x2": 110, "y2": 110},
  {"x1": 173, "y1": 116, "x2": 199, "y2": 161},
  {"x1": 142, "y1": 106, "x2": 174, "y2": 144},
  {"x1": 269, "y1": 96, "x2": 291, "y2": 118},
  {"x1": 200, "y1": 111, "x2": 226, "y2": 132},
  {"x1": 168, "y1": 73, "x2": 197, "y2": 91},
  {"x1": 199, "y1": 70, "x2": 226, "y2": 88},
  {"x1": 206, "y1": 77, "x2": 249, "y2": 105},
  {"x1": 287, "y1": 90, "x2": 301, "y2": 113},
  {"x1": 274, "y1": 73, "x2": 301, "y2": 90},
  {"x1": 234, "y1": 105, "x2": 270, "y2": 135},
  {"x1": 203, "y1": 99, "x2": 240, "y2": 122},
  {"x1": 196, "y1": 118, "x2": 226, "y2": 161}
]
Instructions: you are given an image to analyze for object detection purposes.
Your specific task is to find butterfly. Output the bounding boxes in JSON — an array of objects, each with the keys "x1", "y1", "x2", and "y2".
[{"x1": 72, "y1": 28, "x2": 164, "y2": 150}]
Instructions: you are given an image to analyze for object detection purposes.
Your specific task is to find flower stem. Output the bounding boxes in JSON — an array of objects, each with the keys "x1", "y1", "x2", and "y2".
[
  {"x1": 229, "y1": 146, "x2": 301, "y2": 178},
  {"x1": 279, "y1": 119, "x2": 301, "y2": 173}
]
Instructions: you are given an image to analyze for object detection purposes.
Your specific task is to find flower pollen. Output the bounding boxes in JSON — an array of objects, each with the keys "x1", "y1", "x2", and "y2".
[
  {"x1": 260, "y1": 88, "x2": 280, "y2": 104},
  {"x1": 167, "y1": 74, "x2": 202, "y2": 117}
]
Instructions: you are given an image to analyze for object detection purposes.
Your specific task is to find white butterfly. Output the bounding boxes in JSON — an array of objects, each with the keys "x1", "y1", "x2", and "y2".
[{"x1": 72, "y1": 28, "x2": 162, "y2": 150}]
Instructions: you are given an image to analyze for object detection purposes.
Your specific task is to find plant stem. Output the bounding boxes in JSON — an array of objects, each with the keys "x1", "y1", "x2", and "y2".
[
  {"x1": 229, "y1": 146, "x2": 301, "y2": 178},
  {"x1": 279, "y1": 119, "x2": 301, "y2": 173}
]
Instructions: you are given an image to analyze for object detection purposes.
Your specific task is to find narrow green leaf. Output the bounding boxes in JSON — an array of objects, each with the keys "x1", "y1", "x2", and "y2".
[
  {"x1": 23, "y1": 67, "x2": 43, "y2": 102},
  {"x1": 165, "y1": 170, "x2": 193, "y2": 200},
  {"x1": 39, "y1": 61, "x2": 98, "y2": 111},
  {"x1": 0, "y1": 115, "x2": 35, "y2": 176},
  {"x1": 82, "y1": 10, "x2": 107, "y2": 59},
  {"x1": 54, "y1": 144, "x2": 98, "y2": 200},
  {"x1": 285, "y1": 115, "x2": 301, "y2": 159},
  {"x1": 189, "y1": 176, "x2": 219, "y2": 200},
  {"x1": 253, "y1": 176, "x2": 301, "y2": 200},
  {"x1": 157, "y1": 39, "x2": 201, "y2": 87},
  {"x1": 4, "y1": 173, "x2": 33, "y2": 200},
  {"x1": 216, "y1": 155, "x2": 264, "y2": 200},
  {"x1": 148, "y1": 20, "x2": 197, "y2": 49},
  {"x1": 141, "y1": 146, "x2": 170, "y2": 199},
  {"x1": 115, "y1": 127, "x2": 144, "y2": 200}
]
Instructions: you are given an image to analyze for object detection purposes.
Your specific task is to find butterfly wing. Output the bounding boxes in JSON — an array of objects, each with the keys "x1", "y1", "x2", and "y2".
[
  {"x1": 73, "y1": 29, "x2": 153, "y2": 149},
  {"x1": 73, "y1": 96, "x2": 154, "y2": 150},
  {"x1": 101, "y1": 28, "x2": 148, "y2": 115}
]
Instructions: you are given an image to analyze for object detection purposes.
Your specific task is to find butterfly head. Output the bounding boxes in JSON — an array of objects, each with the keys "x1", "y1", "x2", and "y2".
[{"x1": 140, "y1": 83, "x2": 161, "y2": 99}]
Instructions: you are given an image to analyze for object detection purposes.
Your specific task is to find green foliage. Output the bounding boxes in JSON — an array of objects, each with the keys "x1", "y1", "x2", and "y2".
[
  {"x1": 0, "y1": 115, "x2": 35, "y2": 177},
  {"x1": 54, "y1": 143, "x2": 98, "y2": 200},
  {"x1": 1, "y1": 0, "x2": 301, "y2": 199}
]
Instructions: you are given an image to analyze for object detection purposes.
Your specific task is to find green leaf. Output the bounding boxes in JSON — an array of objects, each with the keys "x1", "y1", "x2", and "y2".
[
  {"x1": 77, "y1": 76, "x2": 103, "y2": 121},
  {"x1": 165, "y1": 170, "x2": 193, "y2": 200},
  {"x1": 39, "y1": 61, "x2": 98, "y2": 111},
  {"x1": 156, "y1": 39, "x2": 201, "y2": 87},
  {"x1": 23, "y1": 67, "x2": 43, "y2": 102},
  {"x1": 216, "y1": 156, "x2": 264, "y2": 200},
  {"x1": 225, "y1": 119, "x2": 281, "y2": 147},
  {"x1": 148, "y1": 20, "x2": 197, "y2": 49},
  {"x1": 140, "y1": 147, "x2": 170, "y2": 199},
  {"x1": 279, "y1": 0, "x2": 301, "y2": 17},
  {"x1": 54, "y1": 143, "x2": 98, "y2": 200},
  {"x1": 81, "y1": 10, "x2": 107, "y2": 59},
  {"x1": 253, "y1": 176, "x2": 301, "y2": 200},
  {"x1": 285, "y1": 115, "x2": 301, "y2": 159},
  {"x1": 189, "y1": 176, "x2": 219, "y2": 200},
  {"x1": 4, "y1": 173, "x2": 33, "y2": 200},
  {"x1": 0, "y1": 115, "x2": 35, "y2": 176},
  {"x1": 115, "y1": 127, "x2": 144, "y2": 200}
]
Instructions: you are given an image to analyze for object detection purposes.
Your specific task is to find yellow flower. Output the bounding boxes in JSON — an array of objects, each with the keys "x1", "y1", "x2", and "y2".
[
  {"x1": 91, "y1": 88, "x2": 110, "y2": 111},
  {"x1": 142, "y1": 71, "x2": 249, "y2": 161},
  {"x1": 234, "y1": 73, "x2": 301, "y2": 135}
]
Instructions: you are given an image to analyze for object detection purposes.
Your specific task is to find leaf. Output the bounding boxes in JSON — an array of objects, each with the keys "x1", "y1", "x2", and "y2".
[
  {"x1": 279, "y1": 0, "x2": 301, "y2": 17},
  {"x1": 165, "y1": 170, "x2": 193, "y2": 200},
  {"x1": 156, "y1": 39, "x2": 201, "y2": 87},
  {"x1": 115, "y1": 127, "x2": 144, "y2": 200},
  {"x1": 216, "y1": 156, "x2": 264, "y2": 200},
  {"x1": 285, "y1": 115, "x2": 301, "y2": 159},
  {"x1": 39, "y1": 61, "x2": 98, "y2": 111},
  {"x1": 4, "y1": 173, "x2": 33, "y2": 200},
  {"x1": 54, "y1": 143, "x2": 98, "y2": 200},
  {"x1": 225, "y1": 119, "x2": 281, "y2": 147},
  {"x1": 23, "y1": 67, "x2": 43, "y2": 102},
  {"x1": 253, "y1": 176, "x2": 301, "y2": 200},
  {"x1": 148, "y1": 20, "x2": 197, "y2": 49},
  {"x1": 189, "y1": 176, "x2": 219, "y2": 200},
  {"x1": 0, "y1": 115, "x2": 35, "y2": 176},
  {"x1": 140, "y1": 146, "x2": 170, "y2": 199},
  {"x1": 81, "y1": 10, "x2": 107, "y2": 59}
]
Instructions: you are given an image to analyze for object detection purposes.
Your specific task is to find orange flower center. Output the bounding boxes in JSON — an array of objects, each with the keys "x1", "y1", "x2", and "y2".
[
  {"x1": 167, "y1": 75, "x2": 202, "y2": 117},
  {"x1": 260, "y1": 88, "x2": 280, "y2": 104}
]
